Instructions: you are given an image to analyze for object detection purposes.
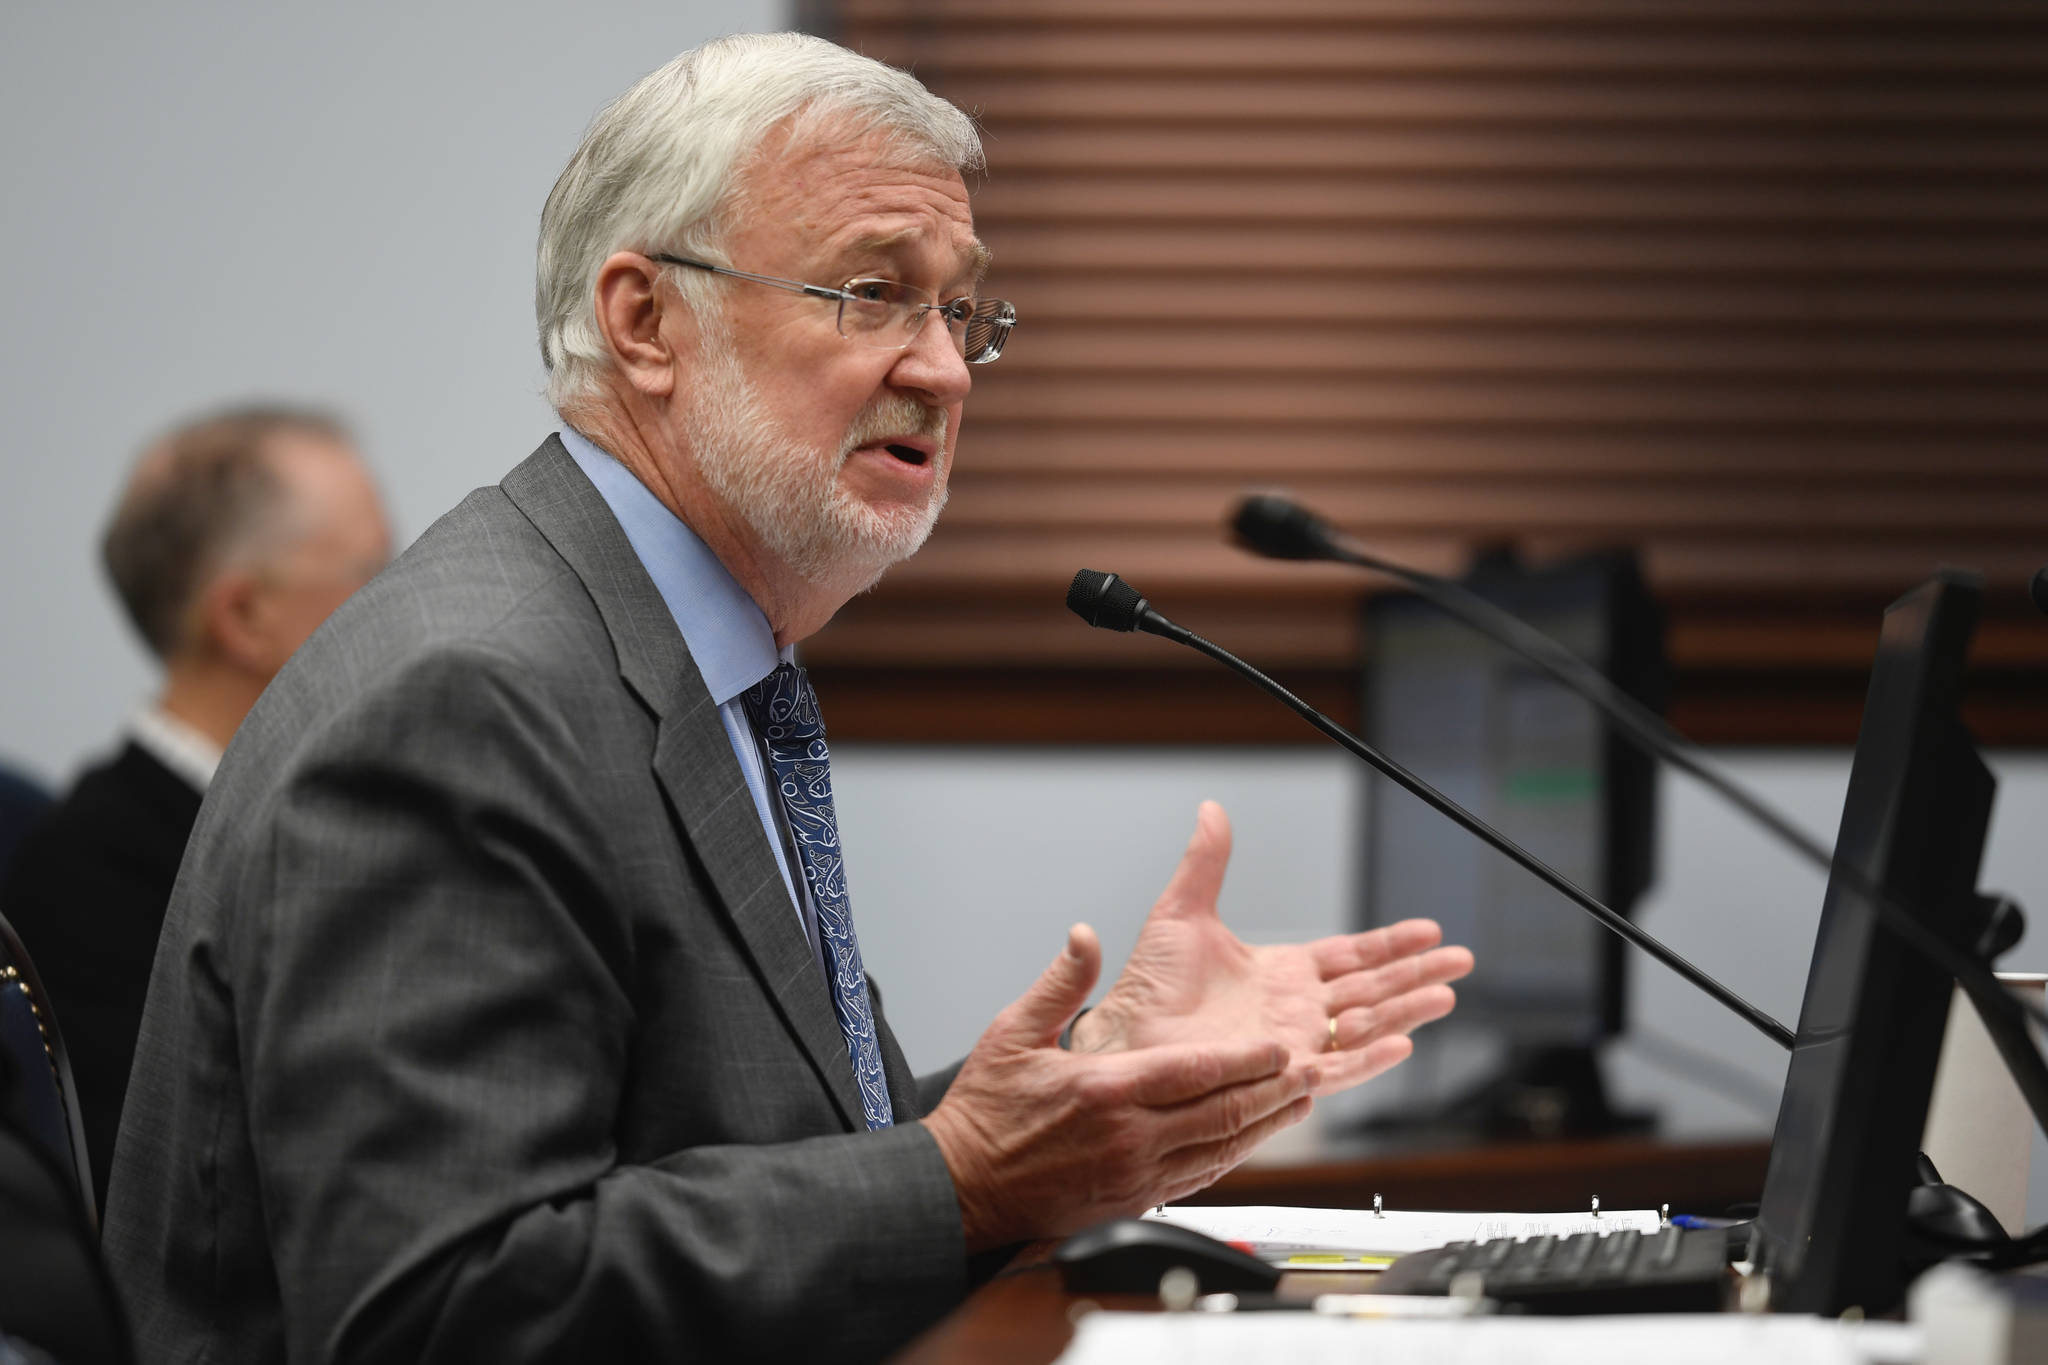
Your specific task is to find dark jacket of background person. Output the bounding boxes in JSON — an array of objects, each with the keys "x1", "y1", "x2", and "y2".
[
  {"x1": 0, "y1": 742, "x2": 202, "y2": 1207},
  {"x1": 0, "y1": 768, "x2": 51, "y2": 884}
]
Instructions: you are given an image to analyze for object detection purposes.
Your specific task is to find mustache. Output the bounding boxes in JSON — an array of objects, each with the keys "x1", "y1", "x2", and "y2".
[{"x1": 839, "y1": 399, "x2": 949, "y2": 458}]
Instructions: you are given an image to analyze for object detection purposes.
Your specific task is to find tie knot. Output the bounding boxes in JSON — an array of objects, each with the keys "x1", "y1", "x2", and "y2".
[{"x1": 742, "y1": 662, "x2": 825, "y2": 745}]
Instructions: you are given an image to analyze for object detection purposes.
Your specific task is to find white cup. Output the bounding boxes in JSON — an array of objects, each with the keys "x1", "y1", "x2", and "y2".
[{"x1": 1921, "y1": 973, "x2": 2046, "y2": 1236}]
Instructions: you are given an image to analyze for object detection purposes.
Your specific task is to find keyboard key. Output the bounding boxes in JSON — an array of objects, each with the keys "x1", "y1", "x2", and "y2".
[
  {"x1": 1593, "y1": 1231, "x2": 1639, "y2": 1275},
  {"x1": 1375, "y1": 1225, "x2": 1730, "y2": 1315},
  {"x1": 1556, "y1": 1233, "x2": 1599, "y2": 1275}
]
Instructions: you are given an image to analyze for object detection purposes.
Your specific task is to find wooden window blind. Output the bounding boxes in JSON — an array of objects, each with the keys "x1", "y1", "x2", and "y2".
[{"x1": 804, "y1": 0, "x2": 2048, "y2": 745}]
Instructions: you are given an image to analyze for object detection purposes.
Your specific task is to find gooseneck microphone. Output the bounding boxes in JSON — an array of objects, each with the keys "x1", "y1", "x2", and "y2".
[
  {"x1": 1066, "y1": 568, "x2": 1797, "y2": 1051},
  {"x1": 1231, "y1": 493, "x2": 1842, "y2": 886}
]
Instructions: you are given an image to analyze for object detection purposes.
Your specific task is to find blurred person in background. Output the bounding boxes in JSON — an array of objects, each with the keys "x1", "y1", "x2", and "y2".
[{"x1": 0, "y1": 405, "x2": 391, "y2": 1209}]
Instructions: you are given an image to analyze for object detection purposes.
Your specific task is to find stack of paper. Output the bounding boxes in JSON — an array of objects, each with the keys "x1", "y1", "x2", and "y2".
[{"x1": 1145, "y1": 1204, "x2": 1662, "y2": 1269}]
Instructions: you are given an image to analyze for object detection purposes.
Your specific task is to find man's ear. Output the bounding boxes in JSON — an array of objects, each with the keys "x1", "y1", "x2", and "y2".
[
  {"x1": 593, "y1": 252, "x2": 687, "y2": 399},
  {"x1": 193, "y1": 569, "x2": 273, "y2": 674}
]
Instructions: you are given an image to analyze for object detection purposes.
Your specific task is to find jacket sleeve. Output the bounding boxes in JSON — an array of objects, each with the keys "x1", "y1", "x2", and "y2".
[{"x1": 229, "y1": 644, "x2": 968, "y2": 1363}]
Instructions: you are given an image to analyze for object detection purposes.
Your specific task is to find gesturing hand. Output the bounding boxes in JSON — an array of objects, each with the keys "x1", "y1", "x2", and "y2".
[
  {"x1": 1071, "y1": 802, "x2": 1474, "y2": 1096},
  {"x1": 922, "y1": 924, "x2": 1317, "y2": 1253}
]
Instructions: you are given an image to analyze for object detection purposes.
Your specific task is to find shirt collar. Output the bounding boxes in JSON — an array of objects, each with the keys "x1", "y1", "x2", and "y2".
[
  {"x1": 129, "y1": 707, "x2": 223, "y2": 793},
  {"x1": 556, "y1": 424, "x2": 783, "y2": 704}
]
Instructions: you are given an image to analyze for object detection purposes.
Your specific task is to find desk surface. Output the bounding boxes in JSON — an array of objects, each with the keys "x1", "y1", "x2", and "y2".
[{"x1": 890, "y1": 1135, "x2": 1772, "y2": 1364}]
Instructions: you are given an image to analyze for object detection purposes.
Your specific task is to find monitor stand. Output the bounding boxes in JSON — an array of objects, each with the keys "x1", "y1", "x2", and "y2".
[{"x1": 1351, "y1": 1042, "x2": 1656, "y2": 1142}]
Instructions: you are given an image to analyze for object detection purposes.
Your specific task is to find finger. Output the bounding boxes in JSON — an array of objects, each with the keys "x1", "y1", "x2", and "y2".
[
  {"x1": 1114, "y1": 1037, "x2": 1289, "y2": 1108},
  {"x1": 989, "y1": 923, "x2": 1102, "y2": 1048},
  {"x1": 1148, "y1": 800, "x2": 1232, "y2": 921},
  {"x1": 1147, "y1": 1064, "x2": 1317, "y2": 1151},
  {"x1": 1309, "y1": 919, "x2": 1445, "y2": 981},
  {"x1": 1151, "y1": 1093, "x2": 1317, "y2": 1202},
  {"x1": 1307, "y1": 1033, "x2": 1417, "y2": 1096},
  {"x1": 1324, "y1": 945, "x2": 1474, "y2": 1016},
  {"x1": 1324, "y1": 946, "x2": 1473, "y2": 1018},
  {"x1": 1332, "y1": 983, "x2": 1459, "y2": 1052}
]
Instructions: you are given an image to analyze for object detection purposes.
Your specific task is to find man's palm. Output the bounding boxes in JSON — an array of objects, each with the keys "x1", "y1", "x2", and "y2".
[{"x1": 1078, "y1": 802, "x2": 1473, "y2": 1096}]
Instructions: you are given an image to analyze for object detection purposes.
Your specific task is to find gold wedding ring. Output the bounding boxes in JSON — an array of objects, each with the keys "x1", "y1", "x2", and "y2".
[{"x1": 1326, "y1": 1016, "x2": 1339, "y2": 1051}]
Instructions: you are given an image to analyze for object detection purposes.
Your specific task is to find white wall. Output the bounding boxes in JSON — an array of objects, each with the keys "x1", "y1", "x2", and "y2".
[{"x1": 0, "y1": 0, "x2": 783, "y2": 789}]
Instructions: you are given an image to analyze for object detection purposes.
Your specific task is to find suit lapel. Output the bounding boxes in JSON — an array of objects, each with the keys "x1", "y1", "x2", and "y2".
[
  {"x1": 647, "y1": 713, "x2": 868, "y2": 1130},
  {"x1": 500, "y1": 436, "x2": 868, "y2": 1131}
]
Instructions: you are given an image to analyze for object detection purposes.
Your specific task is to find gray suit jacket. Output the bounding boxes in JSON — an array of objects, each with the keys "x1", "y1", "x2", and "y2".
[{"x1": 103, "y1": 438, "x2": 971, "y2": 1364}]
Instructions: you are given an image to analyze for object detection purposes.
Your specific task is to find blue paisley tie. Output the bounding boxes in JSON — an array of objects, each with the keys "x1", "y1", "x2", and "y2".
[{"x1": 742, "y1": 663, "x2": 894, "y2": 1130}]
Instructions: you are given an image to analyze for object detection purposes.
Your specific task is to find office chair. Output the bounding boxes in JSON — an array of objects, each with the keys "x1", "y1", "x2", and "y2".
[
  {"x1": 0, "y1": 1089, "x2": 133, "y2": 1365},
  {"x1": 0, "y1": 912, "x2": 96, "y2": 1230},
  {"x1": 0, "y1": 914, "x2": 131, "y2": 1363}
]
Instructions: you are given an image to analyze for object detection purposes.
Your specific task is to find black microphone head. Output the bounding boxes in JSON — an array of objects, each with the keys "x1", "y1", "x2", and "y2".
[
  {"x1": 2031, "y1": 565, "x2": 2048, "y2": 616},
  {"x1": 1230, "y1": 493, "x2": 1343, "y2": 562},
  {"x1": 1066, "y1": 570, "x2": 1147, "y2": 632}
]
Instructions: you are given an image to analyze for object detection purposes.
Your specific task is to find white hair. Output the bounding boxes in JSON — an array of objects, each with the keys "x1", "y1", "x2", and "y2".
[{"x1": 537, "y1": 32, "x2": 984, "y2": 411}]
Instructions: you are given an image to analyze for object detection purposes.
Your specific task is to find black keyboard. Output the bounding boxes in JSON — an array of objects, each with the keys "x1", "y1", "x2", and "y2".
[{"x1": 1374, "y1": 1224, "x2": 1732, "y2": 1314}]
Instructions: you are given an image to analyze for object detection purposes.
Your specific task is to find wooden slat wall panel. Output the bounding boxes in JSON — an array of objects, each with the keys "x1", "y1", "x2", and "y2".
[{"x1": 812, "y1": 0, "x2": 2048, "y2": 745}]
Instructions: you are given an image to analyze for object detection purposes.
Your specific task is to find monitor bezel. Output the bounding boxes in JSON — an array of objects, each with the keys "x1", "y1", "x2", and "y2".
[{"x1": 1753, "y1": 569, "x2": 1994, "y2": 1315}]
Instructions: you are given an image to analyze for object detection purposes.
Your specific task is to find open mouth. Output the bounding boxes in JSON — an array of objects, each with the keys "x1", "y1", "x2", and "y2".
[{"x1": 884, "y1": 443, "x2": 929, "y2": 467}]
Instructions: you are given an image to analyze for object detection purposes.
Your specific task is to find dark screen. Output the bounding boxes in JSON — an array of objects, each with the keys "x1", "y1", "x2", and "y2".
[
  {"x1": 1754, "y1": 572, "x2": 1993, "y2": 1314},
  {"x1": 1359, "y1": 554, "x2": 1659, "y2": 1045}
]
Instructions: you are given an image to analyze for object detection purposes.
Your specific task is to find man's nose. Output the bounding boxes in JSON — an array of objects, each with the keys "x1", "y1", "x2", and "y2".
[{"x1": 888, "y1": 310, "x2": 974, "y2": 409}]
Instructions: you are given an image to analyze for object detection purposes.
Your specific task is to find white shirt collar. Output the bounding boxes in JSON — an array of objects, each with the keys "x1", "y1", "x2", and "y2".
[{"x1": 129, "y1": 707, "x2": 223, "y2": 793}]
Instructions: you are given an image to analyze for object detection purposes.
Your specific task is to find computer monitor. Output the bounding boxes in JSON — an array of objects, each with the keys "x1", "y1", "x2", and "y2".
[
  {"x1": 1753, "y1": 570, "x2": 1997, "y2": 1314},
  {"x1": 1358, "y1": 550, "x2": 1663, "y2": 1132}
]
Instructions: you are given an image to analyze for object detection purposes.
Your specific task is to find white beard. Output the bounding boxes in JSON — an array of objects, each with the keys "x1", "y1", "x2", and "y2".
[{"x1": 685, "y1": 321, "x2": 950, "y2": 595}]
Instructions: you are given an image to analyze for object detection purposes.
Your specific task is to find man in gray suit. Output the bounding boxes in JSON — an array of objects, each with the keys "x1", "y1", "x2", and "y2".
[{"x1": 105, "y1": 33, "x2": 1472, "y2": 1363}]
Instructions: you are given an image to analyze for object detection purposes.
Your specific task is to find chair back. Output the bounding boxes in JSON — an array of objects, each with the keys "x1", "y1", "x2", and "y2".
[
  {"x1": 0, "y1": 1099, "x2": 132, "y2": 1364},
  {"x1": 0, "y1": 912, "x2": 96, "y2": 1230}
]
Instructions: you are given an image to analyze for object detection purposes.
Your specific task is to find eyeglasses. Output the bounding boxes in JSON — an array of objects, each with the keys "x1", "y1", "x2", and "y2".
[{"x1": 649, "y1": 254, "x2": 1016, "y2": 364}]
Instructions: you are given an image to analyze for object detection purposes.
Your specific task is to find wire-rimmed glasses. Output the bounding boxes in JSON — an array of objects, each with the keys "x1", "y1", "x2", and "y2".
[{"x1": 649, "y1": 253, "x2": 1016, "y2": 364}]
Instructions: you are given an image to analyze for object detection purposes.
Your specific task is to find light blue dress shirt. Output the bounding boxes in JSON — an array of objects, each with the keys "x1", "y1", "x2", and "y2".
[{"x1": 557, "y1": 425, "x2": 817, "y2": 951}]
